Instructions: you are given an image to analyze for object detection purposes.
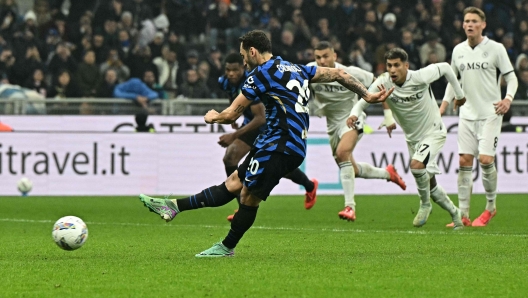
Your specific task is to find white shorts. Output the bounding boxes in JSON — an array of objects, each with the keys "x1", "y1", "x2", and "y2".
[
  {"x1": 407, "y1": 132, "x2": 446, "y2": 175},
  {"x1": 328, "y1": 112, "x2": 366, "y2": 158},
  {"x1": 458, "y1": 115, "x2": 502, "y2": 157}
]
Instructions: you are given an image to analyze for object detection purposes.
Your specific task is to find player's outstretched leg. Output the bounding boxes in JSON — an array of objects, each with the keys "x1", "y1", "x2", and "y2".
[
  {"x1": 338, "y1": 161, "x2": 356, "y2": 221},
  {"x1": 411, "y1": 168, "x2": 432, "y2": 227},
  {"x1": 139, "y1": 182, "x2": 237, "y2": 222},
  {"x1": 356, "y1": 162, "x2": 407, "y2": 190},
  {"x1": 472, "y1": 161, "x2": 498, "y2": 227},
  {"x1": 284, "y1": 168, "x2": 317, "y2": 209}
]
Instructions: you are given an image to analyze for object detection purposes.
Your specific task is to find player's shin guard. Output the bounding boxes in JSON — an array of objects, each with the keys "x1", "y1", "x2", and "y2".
[
  {"x1": 222, "y1": 204, "x2": 259, "y2": 249},
  {"x1": 356, "y1": 162, "x2": 390, "y2": 179},
  {"x1": 457, "y1": 166, "x2": 473, "y2": 216},
  {"x1": 175, "y1": 182, "x2": 236, "y2": 212},
  {"x1": 430, "y1": 184, "x2": 457, "y2": 215},
  {"x1": 284, "y1": 168, "x2": 314, "y2": 192},
  {"x1": 480, "y1": 162, "x2": 497, "y2": 212},
  {"x1": 339, "y1": 161, "x2": 356, "y2": 209},
  {"x1": 411, "y1": 168, "x2": 431, "y2": 206}
]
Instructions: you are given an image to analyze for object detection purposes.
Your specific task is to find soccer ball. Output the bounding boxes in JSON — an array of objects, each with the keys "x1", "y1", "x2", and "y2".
[
  {"x1": 17, "y1": 177, "x2": 32, "y2": 194},
  {"x1": 52, "y1": 216, "x2": 89, "y2": 251}
]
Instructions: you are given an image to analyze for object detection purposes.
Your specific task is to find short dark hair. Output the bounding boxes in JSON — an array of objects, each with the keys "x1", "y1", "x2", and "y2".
[
  {"x1": 239, "y1": 30, "x2": 272, "y2": 53},
  {"x1": 225, "y1": 52, "x2": 243, "y2": 65},
  {"x1": 384, "y1": 48, "x2": 408, "y2": 62},
  {"x1": 463, "y1": 6, "x2": 486, "y2": 21},
  {"x1": 314, "y1": 41, "x2": 333, "y2": 51}
]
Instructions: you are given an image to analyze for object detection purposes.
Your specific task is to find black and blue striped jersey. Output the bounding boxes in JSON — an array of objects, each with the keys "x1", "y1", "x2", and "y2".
[
  {"x1": 218, "y1": 71, "x2": 263, "y2": 128},
  {"x1": 241, "y1": 56, "x2": 317, "y2": 158}
]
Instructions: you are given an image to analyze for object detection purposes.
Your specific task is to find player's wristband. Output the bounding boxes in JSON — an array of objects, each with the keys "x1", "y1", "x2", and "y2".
[
  {"x1": 505, "y1": 94, "x2": 514, "y2": 102},
  {"x1": 383, "y1": 109, "x2": 394, "y2": 124}
]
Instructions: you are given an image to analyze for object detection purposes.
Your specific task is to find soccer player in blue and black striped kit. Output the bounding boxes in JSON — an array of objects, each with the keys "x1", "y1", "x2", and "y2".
[{"x1": 140, "y1": 30, "x2": 393, "y2": 257}]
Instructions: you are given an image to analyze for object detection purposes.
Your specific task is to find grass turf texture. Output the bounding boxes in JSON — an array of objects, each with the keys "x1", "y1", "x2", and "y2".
[{"x1": 1, "y1": 194, "x2": 527, "y2": 297}]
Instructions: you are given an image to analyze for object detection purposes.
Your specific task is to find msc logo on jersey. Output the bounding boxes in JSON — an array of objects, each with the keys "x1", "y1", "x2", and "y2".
[
  {"x1": 243, "y1": 76, "x2": 257, "y2": 89},
  {"x1": 277, "y1": 64, "x2": 302, "y2": 73},
  {"x1": 459, "y1": 62, "x2": 489, "y2": 71},
  {"x1": 390, "y1": 92, "x2": 424, "y2": 103},
  {"x1": 314, "y1": 85, "x2": 347, "y2": 92}
]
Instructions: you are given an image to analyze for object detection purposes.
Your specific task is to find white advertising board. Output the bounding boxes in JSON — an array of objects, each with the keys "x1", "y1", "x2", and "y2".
[{"x1": 0, "y1": 130, "x2": 526, "y2": 195}]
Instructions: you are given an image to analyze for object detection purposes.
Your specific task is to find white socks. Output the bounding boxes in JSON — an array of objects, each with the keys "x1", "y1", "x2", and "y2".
[
  {"x1": 457, "y1": 166, "x2": 472, "y2": 217},
  {"x1": 430, "y1": 184, "x2": 457, "y2": 215},
  {"x1": 339, "y1": 161, "x2": 356, "y2": 210},
  {"x1": 356, "y1": 162, "x2": 390, "y2": 180},
  {"x1": 411, "y1": 168, "x2": 431, "y2": 206},
  {"x1": 481, "y1": 162, "x2": 497, "y2": 212}
]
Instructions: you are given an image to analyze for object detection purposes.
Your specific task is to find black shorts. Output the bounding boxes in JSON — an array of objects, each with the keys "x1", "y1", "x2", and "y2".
[
  {"x1": 237, "y1": 148, "x2": 304, "y2": 200},
  {"x1": 238, "y1": 126, "x2": 261, "y2": 147}
]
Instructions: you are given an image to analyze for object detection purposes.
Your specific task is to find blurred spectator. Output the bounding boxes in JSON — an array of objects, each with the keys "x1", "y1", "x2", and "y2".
[
  {"x1": 357, "y1": 10, "x2": 382, "y2": 48},
  {"x1": 197, "y1": 60, "x2": 220, "y2": 98},
  {"x1": 135, "y1": 109, "x2": 155, "y2": 132},
  {"x1": 23, "y1": 68, "x2": 47, "y2": 97},
  {"x1": 206, "y1": 46, "x2": 223, "y2": 83},
  {"x1": 118, "y1": 29, "x2": 132, "y2": 60},
  {"x1": 425, "y1": 15, "x2": 450, "y2": 45},
  {"x1": 283, "y1": 9, "x2": 311, "y2": 50},
  {"x1": 178, "y1": 68, "x2": 210, "y2": 99},
  {"x1": 254, "y1": 1, "x2": 273, "y2": 29},
  {"x1": 347, "y1": 37, "x2": 373, "y2": 72},
  {"x1": 304, "y1": 0, "x2": 334, "y2": 30},
  {"x1": 400, "y1": 30, "x2": 421, "y2": 70},
  {"x1": 119, "y1": 11, "x2": 138, "y2": 40},
  {"x1": 47, "y1": 70, "x2": 82, "y2": 99},
  {"x1": 515, "y1": 53, "x2": 528, "y2": 72},
  {"x1": 207, "y1": 0, "x2": 238, "y2": 52},
  {"x1": 21, "y1": 10, "x2": 38, "y2": 37},
  {"x1": 335, "y1": 0, "x2": 358, "y2": 42},
  {"x1": 167, "y1": 31, "x2": 184, "y2": 64},
  {"x1": 48, "y1": 42, "x2": 78, "y2": 78},
  {"x1": 515, "y1": 69, "x2": 528, "y2": 100},
  {"x1": 374, "y1": 40, "x2": 398, "y2": 75},
  {"x1": 130, "y1": 0, "x2": 153, "y2": 29},
  {"x1": 94, "y1": 0, "x2": 123, "y2": 29},
  {"x1": 149, "y1": 31, "x2": 164, "y2": 59},
  {"x1": 502, "y1": 33, "x2": 517, "y2": 64},
  {"x1": 382, "y1": 13, "x2": 398, "y2": 42},
  {"x1": 419, "y1": 32, "x2": 446, "y2": 66},
  {"x1": 142, "y1": 69, "x2": 166, "y2": 99},
  {"x1": 0, "y1": 47, "x2": 15, "y2": 80},
  {"x1": 103, "y1": 19, "x2": 119, "y2": 48},
  {"x1": 180, "y1": 49, "x2": 201, "y2": 74},
  {"x1": 100, "y1": 48, "x2": 130, "y2": 82},
  {"x1": 11, "y1": 45, "x2": 44, "y2": 85},
  {"x1": 274, "y1": 29, "x2": 301, "y2": 64},
  {"x1": 76, "y1": 51, "x2": 101, "y2": 97},
  {"x1": 153, "y1": 46, "x2": 180, "y2": 92},
  {"x1": 96, "y1": 69, "x2": 118, "y2": 98},
  {"x1": 92, "y1": 33, "x2": 108, "y2": 64},
  {"x1": 401, "y1": 15, "x2": 424, "y2": 44},
  {"x1": 315, "y1": 18, "x2": 333, "y2": 41},
  {"x1": 127, "y1": 45, "x2": 157, "y2": 80},
  {"x1": 114, "y1": 75, "x2": 159, "y2": 108}
]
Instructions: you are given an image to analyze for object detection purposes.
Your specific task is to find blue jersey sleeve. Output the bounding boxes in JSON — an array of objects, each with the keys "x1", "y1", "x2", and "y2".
[
  {"x1": 241, "y1": 70, "x2": 266, "y2": 101},
  {"x1": 299, "y1": 64, "x2": 317, "y2": 81}
]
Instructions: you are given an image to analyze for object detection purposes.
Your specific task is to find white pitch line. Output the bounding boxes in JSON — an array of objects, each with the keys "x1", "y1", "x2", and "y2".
[{"x1": 1, "y1": 218, "x2": 527, "y2": 238}]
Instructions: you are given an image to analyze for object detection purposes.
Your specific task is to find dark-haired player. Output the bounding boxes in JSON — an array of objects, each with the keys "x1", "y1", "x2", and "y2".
[
  {"x1": 218, "y1": 53, "x2": 318, "y2": 220},
  {"x1": 139, "y1": 30, "x2": 393, "y2": 257}
]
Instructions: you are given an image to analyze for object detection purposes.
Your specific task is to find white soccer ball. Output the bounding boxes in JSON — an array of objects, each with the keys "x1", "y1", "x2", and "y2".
[
  {"x1": 17, "y1": 177, "x2": 33, "y2": 194},
  {"x1": 52, "y1": 216, "x2": 89, "y2": 251}
]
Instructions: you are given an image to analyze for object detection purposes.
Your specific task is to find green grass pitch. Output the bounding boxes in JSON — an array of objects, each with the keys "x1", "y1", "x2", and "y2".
[{"x1": 1, "y1": 194, "x2": 527, "y2": 297}]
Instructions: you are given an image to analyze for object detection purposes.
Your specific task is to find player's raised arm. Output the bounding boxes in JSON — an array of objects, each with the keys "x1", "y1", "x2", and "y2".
[
  {"x1": 311, "y1": 67, "x2": 394, "y2": 103},
  {"x1": 205, "y1": 93, "x2": 252, "y2": 124}
]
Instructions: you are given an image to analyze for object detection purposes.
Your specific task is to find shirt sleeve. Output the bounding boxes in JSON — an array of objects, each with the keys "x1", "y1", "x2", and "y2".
[
  {"x1": 496, "y1": 43, "x2": 515, "y2": 75},
  {"x1": 414, "y1": 64, "x2": 443, "y2": 85},
  {"x1": 299, "y1": 64, "x2": 317, "y2": 81}
]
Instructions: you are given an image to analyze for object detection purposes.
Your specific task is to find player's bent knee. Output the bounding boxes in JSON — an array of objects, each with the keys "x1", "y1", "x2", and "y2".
[
  {"x1": 459, "y1": 154, "x2": 474, "y2": 167},
  {"x1": 479, "y1": 155, "x2": 494, "y2": 165},
  {"x1": 335, "y1": 150, "x2": 352, "y2": 163},
  {"x1": 410, "y1": 159, "x2": 426, "y2": 170},
  {"x1": 240, "y1": 188, "x2": 262, "y2": 207}
]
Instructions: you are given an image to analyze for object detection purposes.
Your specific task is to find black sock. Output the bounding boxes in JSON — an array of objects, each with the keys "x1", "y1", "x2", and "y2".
[
  {"x1": 284, "y1": 168, "x2": 314, "y2": 192},
  {"x1": 225, "y1": 165, "x2": 238, "y2": 177},
  {"x1": 222, "y1": 204, "x2": 259, "y2": 249},
  {"x1": 176, "y1": 182, "x2": 236, "y2": 212}
]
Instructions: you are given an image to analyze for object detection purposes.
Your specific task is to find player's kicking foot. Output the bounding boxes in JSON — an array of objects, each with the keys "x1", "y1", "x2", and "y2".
[
  {"x1": 413, "y1": 204, "x2": 432, "y2": 227},
  {"x1": 472, "y1": 209, "x2": 496, "y2": 227},
  {"x1": 446, "y1": 215, "x2": 471, "y2": 228},
  {"x1": 451, "y1": 208, "x2": 464, "y2": 231},
  {"x1": 195, "y1": 242, "x2": 234, "y2": 258},
  {"x1": 386, "y1": 164, "x2": 407, "y2": 190},
  {"x1": 226, "y1": 209, "x2": 238, "y2": 222},
  {"x1": 338, "y1": 206, "x2": 356, "y2": 221},
  {"x1": 139, "y1": 194, "x2": 179, "y2": 222},
  {"x1": 304, "y1": 179, "x2": 319, "y2": 210}
]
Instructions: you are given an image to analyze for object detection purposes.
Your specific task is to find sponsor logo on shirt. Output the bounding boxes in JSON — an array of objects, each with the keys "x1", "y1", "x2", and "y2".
[
  {"x1": 390, "y1": 92, "x2": 424, "y2": 103},
  {"x1": 459, "y1": 62, "x2": 489, "y2": 71},
  {"x1": 314, "y1": 85, "x2": 348, "y2": 92}
]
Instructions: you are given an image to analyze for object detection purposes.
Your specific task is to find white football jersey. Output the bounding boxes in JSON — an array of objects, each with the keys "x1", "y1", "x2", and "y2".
[
  {"x1": 451, "y1": 37, "x2": 514, "y2": 120},
  {"x1": 369, "y1": 64, "x2": 447, "y2": 143},
  {"x1": 307, "y1": 62, "x2": 374, "y2": 133}
]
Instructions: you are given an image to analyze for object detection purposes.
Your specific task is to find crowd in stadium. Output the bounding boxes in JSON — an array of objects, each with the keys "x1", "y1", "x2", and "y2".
[{"x1": 0, "y1": 0, "x2": 527, "y2": 103}]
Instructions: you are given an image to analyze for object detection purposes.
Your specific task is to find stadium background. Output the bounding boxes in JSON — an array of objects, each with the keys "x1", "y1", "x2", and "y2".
[{"x1": 0, "y1": 0, "x2": 527, "y2": 195}]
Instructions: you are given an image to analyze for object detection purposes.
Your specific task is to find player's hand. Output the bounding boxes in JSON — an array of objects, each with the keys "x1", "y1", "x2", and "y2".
[
  {"x1": 379, "y1": 121, "x2": 396, "y2": 138},
  {"x1": 347, "y1": 115, "x2": 359, "y2": 129},
  {"x1": 231, "y1": 122, "x2": 239, "y2": 129},
  {"x1": 218, "y1": 133, "x2": 236, "y2": 147},
  {"x1": 494, "y1": 98, "x2": 511, "y2": 115},
  {"x1": 204, "y1": 109, "x2": 219, "y2": 124},
  {"x1": 453, "y1": 97, "x2": 466, "y2": 112},
  {"x1": 365, "y1": 85, "x2": 395, "y2": 103}
]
